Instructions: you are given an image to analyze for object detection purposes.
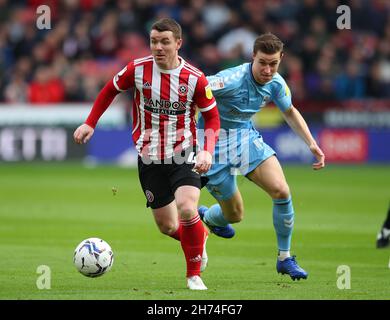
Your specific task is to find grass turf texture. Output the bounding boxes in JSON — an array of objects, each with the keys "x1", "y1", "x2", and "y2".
[{"x1": 0, "y1": 163, "x2": 389, "y2": 300}]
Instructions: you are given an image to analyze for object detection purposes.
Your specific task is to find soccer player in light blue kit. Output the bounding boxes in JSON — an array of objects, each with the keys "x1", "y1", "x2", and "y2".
[{"x1": 197, "y1": 33, "x2": 325, "y2": 280}]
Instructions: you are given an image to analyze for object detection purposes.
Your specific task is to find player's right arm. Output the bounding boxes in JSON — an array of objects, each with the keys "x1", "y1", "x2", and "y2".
[
  {"x1": 271, "y1": 78, "x2": 325, "y2": 170},
  {"x1": 73, "y1": 62, "x2": 135, "y2": 144},
  {"x1": 282, "y1": 106, "x2": 325, "y2": 170}
]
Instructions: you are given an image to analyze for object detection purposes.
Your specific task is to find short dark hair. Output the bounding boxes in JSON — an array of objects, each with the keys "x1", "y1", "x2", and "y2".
[
  {"x1": 253, "y1": 33, "x2": 284, "y2": 55},
  {"x1": 151, "y1": 18, "x2": 182, "y2": 39}
]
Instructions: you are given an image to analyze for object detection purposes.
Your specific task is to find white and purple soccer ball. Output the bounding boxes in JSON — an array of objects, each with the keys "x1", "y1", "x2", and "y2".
[{"x1": 73, "y1": 238, "x2": 114, "y2": 277}]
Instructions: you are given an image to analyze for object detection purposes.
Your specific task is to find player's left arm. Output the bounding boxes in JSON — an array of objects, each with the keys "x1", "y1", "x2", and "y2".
[
  {"x1": 193, "y1": 74, "x2": 221, "y2": 174},
  {"x1": 273, "y1": 80, "x2": 325, "y2": 170},
  {"x1": 282, "y1": 105, "x2": 325, "y2": 170}
]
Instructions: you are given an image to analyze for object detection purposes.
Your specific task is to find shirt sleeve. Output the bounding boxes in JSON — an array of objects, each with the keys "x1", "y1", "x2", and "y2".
[
  {"x1": 112, "y1": 61, "x2": 135, "y2": 91},
  {"x1": 272, "y1": 79, "x2": 292, "y2": 112},
  {"x1": 84, "y1": 62, "x2": 135, "y2": 128},
  {"x1": 193, "y1": 73, "x2": 216, "y2": 113},
  {"x1": 207, "y1": 71, "x2": 240, "y2": 98}
]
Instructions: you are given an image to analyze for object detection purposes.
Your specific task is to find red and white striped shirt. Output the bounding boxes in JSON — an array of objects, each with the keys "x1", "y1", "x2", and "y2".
[{"x1": 109, "y1": 55, "x2": 216, "y2": 160}]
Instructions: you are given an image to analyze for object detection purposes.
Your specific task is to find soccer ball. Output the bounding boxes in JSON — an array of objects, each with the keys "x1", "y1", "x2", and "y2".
[{"x1": 73, "y1": 237, "x2": 114, "y2": 277}]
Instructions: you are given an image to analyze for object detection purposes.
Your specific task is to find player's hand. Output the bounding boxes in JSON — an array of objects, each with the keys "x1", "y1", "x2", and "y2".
[
  {"x1": 194, "y1": 150, "x2": 212, "y2": 174},
  {"x1": 73, "y1": 123, "x2": 94, "y2": 144},
  {"x1": 310, "y1": 143, "x2": 325, "y2": 170}
]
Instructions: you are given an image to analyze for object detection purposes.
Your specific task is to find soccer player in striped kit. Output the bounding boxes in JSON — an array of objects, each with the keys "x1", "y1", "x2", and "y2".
[{"x1": 74, "y1": 18, "x2": 220, "y2": 290}]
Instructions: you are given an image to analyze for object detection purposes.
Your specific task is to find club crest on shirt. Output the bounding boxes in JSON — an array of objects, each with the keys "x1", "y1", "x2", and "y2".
[
  {"x1": 260, "y1": 95, "x2": 271, "y2": 106},
  {"x1": 145, "y1": 190, "x2": 154, "y2": 203},
  {"x1": 178, "y1": 83, "x2": 188, "y2": 96},
  {"x1": 143, "y1": 82, "x2": 151, "y2": 89}
]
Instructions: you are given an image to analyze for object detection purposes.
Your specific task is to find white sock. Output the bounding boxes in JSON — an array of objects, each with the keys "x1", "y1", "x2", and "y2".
[
  {"x1": 380, "y1": 227, "x2": 390, "y2": 238},
  {"x1": 278, "y1": 250, "x2": 291, "y2": 261}
]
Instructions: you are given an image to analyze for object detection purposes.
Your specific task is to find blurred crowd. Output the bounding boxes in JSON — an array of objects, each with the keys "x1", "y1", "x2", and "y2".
[{"x1": 0, "y1": 0, "x2": 389, "y2": 105}]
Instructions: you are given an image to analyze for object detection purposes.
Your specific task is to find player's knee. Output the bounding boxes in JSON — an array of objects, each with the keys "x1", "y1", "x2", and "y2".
[
  {"x1": 269, "y1": 183, "x2": 290, "y2": 200},
  {"x1": 157, "y1": 223, "x2": 178, "y2": 236},
  {"x1": 176, "y1": 201, "x2": 197, "y2": 220}
]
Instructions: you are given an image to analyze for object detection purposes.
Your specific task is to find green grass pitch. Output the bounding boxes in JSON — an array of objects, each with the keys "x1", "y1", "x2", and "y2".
[{"x1": 0, "y1": 163, "x2": 389, "y2": 300}]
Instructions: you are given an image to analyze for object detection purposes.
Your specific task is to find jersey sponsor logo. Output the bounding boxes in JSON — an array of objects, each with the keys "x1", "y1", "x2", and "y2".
[
  {"x1": 143, "y1": 97, "x2": 186, "y2": 111},
  {"x1": 144, "y1": 105, "x2": 186, "y2": 115},
  {"x1": 228, "y1": 108, "x2": 253, "y2": 121},
  {"x1": 209, "y1": 78, "x2": 225, "y2": 90},
  {"x1": 205, "y1": 85, "x2": 213, "y2": 99},
  {"x1": 178, "y1": 83, "x2": 188, "y2": 96},
  {"x1": 145, "y1": 190, "x2": 154, "y2": 203}
]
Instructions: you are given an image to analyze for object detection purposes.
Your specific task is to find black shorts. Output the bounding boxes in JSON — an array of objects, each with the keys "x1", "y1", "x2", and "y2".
[{"x1": 137, "y1": 153, "x2": 202, "y2": 209}]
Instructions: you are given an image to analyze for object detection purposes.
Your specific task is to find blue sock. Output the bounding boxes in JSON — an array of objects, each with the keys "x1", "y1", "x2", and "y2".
[
  {"x1": 273, "y1": 196, "x2": 294, "y2": 251},
  {"x1": 204, "y1": 204, "x2": 229, "y2": 227}
]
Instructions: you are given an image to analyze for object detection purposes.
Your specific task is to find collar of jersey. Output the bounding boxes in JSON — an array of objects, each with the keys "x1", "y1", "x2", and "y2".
[{"x1": 153, "y1": 56, "x2": 185, "y2": 74}]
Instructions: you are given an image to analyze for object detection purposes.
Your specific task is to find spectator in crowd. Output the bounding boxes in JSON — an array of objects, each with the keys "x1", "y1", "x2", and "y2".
[
  {"x1": 28, "y1": 66, "x2": 65, "y2": 104},
  {"x1": 334, "y1": 61, "x2": 366, "y2": 99},
  {"x1": 4, "y1": 73, "x2": 28, "y2": 103},
  {"x1": 0, "y1": 0, "x2": 389, "y2": 103}
]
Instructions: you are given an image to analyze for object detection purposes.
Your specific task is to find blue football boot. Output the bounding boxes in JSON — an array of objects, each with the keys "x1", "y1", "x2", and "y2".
[
  {"x1": 198, "y1": 206, "x2": 235, "y2": 239},
  {"x1": 276, "y1": 256, "x2": 308, "y2": 281}
]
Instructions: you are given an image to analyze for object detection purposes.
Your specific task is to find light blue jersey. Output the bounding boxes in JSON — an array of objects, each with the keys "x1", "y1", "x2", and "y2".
[{"x1": 198, "y1": 63, "x2": 292, "y2": 200}]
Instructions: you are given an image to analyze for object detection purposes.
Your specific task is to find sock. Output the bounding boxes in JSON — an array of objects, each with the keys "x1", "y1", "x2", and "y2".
[
  {"x1": 381, "y1": 228, "x2": 390, "y2": 238},
  {"x1": 278, "y1": 250, "x2": 291, "y2": 261},
  {"x1": 180, "y1": 215, "x2": 206, "y2": 277},
  {"x1": 169, "y1": 224, "x2": 181, "y2": 241},
  {"x1": 204, "y1": 204, "x2": 229, "y2": 227},
  {"x1": 273, "y1": 196, "x2": 294, "y2": 252}
]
